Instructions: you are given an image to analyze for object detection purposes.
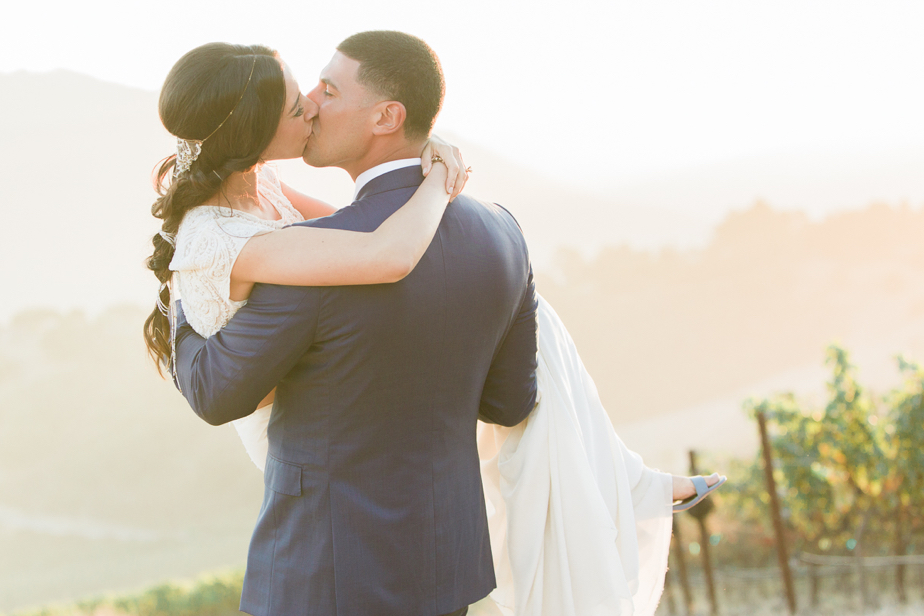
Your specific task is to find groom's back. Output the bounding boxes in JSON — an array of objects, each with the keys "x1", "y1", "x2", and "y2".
[{"x1": 243, "y1": 166, "x2": 538, "y2": 616}]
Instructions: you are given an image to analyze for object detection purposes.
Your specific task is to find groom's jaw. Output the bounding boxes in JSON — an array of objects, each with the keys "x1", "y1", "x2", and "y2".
[{"x1": 301, "y1": 125, "x2": 426, "y2": 181}]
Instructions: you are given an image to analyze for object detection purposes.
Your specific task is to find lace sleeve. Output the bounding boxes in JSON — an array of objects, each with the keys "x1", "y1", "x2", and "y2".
[{"x1": 169, "y1": 207, "x2": 274, "y2": 338}]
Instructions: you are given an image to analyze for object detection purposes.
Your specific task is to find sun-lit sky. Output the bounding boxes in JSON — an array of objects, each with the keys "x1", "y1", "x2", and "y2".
[{"x1": 6, "y1": 1, "x2": 924, "y2": 189}]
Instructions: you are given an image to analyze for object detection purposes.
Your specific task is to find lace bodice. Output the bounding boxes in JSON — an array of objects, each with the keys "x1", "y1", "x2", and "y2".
[{"x1": 169, "y1": 165, "x2": 304, "y2": 338}]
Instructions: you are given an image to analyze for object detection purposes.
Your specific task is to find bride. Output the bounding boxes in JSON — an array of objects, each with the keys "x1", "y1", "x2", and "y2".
[{"x1": 146, "y1": 42, "x2": 724, "y2": 616}]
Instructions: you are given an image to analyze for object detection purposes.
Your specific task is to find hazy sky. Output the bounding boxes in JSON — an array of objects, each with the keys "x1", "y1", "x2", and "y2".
[{"x1": 7, "y1": 1, "x2": 924, "y2": 189}]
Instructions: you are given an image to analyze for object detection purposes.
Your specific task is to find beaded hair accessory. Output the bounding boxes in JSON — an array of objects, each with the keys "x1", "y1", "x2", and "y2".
[{"x1": 173, "y1": 55, "x2": 259, "y2": 178}]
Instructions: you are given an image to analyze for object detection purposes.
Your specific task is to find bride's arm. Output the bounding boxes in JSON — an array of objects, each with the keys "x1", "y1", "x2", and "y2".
[{"x1": 232, "y1": 163, "x2": 452, "y2": 287}]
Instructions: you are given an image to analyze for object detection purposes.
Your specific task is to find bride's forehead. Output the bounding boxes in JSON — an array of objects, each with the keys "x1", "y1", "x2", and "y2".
[
  {"x1": 278, "y1": 59, "x2": 294, "y2": 82},
  {"x1": 278, "y1": 61, "x2": 300, "y2": 96}
]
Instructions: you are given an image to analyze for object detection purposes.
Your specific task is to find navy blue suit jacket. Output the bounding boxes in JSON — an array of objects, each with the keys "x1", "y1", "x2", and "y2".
[{"x1": 174, "y1": 166, "x2": 539, "y2": 616}]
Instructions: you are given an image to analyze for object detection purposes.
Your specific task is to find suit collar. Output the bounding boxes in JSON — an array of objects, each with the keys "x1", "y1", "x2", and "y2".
[
  {"x1": 353, "y1": 158, "x2": 420, "y2": 199},
  {"x1": 355, "y1": 165, "x2": 425, "y2": 201}
]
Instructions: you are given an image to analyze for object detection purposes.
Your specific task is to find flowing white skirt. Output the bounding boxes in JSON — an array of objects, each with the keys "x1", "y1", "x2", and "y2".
[
  {"x1": 231, "y1": 295, "x2": 673, "y2": 616},
  {"x1": 471, "y1": 297, "x2": 673, "y2": 616}
]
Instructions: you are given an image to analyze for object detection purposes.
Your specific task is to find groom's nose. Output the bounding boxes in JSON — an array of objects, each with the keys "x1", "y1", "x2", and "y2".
[
  {"x1": 303, "y1": 95, "x2": 319, "y2": 120},
  {"x1": 306, "y1": 83, "x2": 324, "y2": 108}
]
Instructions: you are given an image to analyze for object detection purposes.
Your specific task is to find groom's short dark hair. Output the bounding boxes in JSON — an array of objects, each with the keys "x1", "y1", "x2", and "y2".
[{"x1": 337, "y1": 31, "x2": 445, "y2": 140}]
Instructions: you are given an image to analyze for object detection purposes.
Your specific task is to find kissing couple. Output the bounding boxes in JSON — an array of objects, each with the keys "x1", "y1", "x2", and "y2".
[{"x1": 145, "y1": 31, "x2": 725, "y2": 616}]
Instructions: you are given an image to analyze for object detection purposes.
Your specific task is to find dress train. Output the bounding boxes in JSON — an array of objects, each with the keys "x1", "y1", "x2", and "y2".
[{"x1": 472, "y1": 296, "x2": 673, "y2": 616}]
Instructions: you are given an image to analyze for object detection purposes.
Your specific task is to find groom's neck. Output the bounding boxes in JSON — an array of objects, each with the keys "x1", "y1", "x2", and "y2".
[{"x1": 345, "y1": 138, "x2": 427, "y2": 181}]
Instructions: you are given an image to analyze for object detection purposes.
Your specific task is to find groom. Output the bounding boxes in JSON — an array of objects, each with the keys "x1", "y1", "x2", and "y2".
[{"x1": 173, "y1": 31, "x2": 538, "y2": 616}]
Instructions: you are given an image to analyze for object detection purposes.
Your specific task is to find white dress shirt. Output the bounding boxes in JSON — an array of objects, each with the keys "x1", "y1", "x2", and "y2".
[{"x1": 353, "y1": 158, "x2": 421, "y2": 200}]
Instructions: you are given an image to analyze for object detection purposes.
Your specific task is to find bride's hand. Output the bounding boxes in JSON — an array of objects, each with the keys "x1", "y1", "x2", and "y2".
[{"x1": 421, "y1": 135, "x2": 469, "y2": 201}]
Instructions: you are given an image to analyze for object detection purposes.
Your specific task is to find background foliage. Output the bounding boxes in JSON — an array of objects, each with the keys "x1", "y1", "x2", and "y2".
[{"x1": 719, "y1": 346, "x2": 924, "y2": 563}]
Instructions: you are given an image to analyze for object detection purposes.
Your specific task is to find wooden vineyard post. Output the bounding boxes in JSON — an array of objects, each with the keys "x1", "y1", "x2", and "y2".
[
  {"x1": 688, "y1": 450, "x2": 719, "y2": 616},
  {"x1": 895, "y1": 507, "x2": 907, "y2": 604},
  {"x1": 756, "y1": 410, "x2": 797, "y2": 614},
  {"x1": 671, "y1": 517, "x2": 694, "y2": 616},
  {"x1": 809, "y1": 562, "x2": 819, "y2": 608},
  {"x1": 854, "y1": 508, "x2": 873, "y2": 612}
]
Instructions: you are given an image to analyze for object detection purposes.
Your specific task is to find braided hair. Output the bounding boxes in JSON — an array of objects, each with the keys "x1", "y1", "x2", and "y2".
[{"x1": 143, "y1": 42, "x2": 285, "y2": 374}]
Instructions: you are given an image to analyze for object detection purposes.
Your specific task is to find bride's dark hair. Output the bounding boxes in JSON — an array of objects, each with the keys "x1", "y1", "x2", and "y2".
[{"x1": 143, "y1": 42, "x2": 285, "y2": 374}]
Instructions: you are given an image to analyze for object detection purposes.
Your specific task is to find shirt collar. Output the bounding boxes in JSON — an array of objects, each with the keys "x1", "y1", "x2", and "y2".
[{"x1": 353, "y1": 158, "x2": 421, "y2": 200}]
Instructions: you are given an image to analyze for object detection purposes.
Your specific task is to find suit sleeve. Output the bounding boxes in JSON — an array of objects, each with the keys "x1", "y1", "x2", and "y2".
[
  {"x1": 173, "y1": 284, "x2": 321, "y2": 426},
  {"x1": 478, "y1": 263, "x2": 539, "y2": 426}
]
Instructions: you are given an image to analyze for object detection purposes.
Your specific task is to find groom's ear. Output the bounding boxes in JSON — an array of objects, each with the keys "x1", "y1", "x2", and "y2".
[{"x1": 371, "y1": 101, "x2": 407, "y2": 136}]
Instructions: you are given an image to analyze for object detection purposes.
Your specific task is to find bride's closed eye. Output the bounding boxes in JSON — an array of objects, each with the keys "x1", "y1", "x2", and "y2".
[{"x1": 292, "y1": 93, "x2": 307, "y2": 118}]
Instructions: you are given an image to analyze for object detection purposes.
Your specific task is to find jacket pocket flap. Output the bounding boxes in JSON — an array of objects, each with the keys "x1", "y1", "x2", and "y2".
[{"x1": 264, "y1": 456, "x2": 302, "y2": 497}]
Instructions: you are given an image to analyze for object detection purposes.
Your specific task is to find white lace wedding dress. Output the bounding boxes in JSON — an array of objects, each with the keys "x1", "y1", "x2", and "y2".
[
  {"x1": 170, "y1": 164, "x2": 674, "y2": 616},
  {"x1": 170, "y1": 164, "x2": 303, "y2": 468}
]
